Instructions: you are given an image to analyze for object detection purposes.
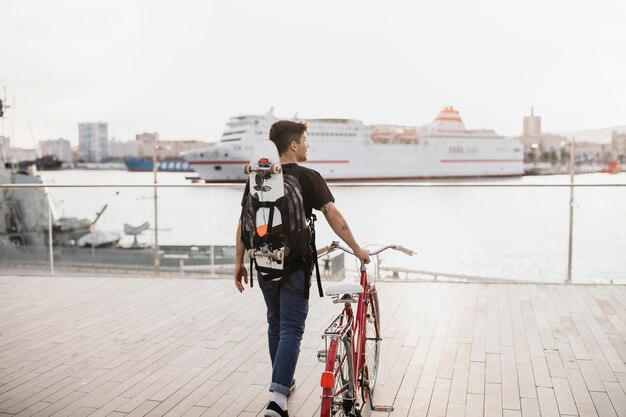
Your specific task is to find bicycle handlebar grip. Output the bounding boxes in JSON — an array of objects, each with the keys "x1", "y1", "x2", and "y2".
[
  {"x1": 317, "y1": 246, "x2": 331, "y2": 257},
  {"x1": 396, "y1": 245, "x2": 415, "y2": 256}
]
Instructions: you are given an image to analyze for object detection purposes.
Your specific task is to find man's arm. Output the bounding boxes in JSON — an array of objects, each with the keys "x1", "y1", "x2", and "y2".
[
  {"x1": 320, "y1": 202, "x2": 370, "y2": 263},
  {"x1": 234, "y1": 219, "x2": 248, "y2": 292}
]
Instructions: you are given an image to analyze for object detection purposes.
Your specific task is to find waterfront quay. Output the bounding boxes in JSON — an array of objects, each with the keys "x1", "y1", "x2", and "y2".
[{"x1": 0, "y1": 274, "x2": 624, "y2": 416}]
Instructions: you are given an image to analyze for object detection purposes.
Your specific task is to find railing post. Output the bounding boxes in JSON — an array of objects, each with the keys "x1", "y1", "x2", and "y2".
[
  {"x1": 566, "y1": 138, "x2": 575, "y2": 284},
  {"x1": 153, "y1": 142, "x2": 160, "y2": 275},
  {"x1": 209, "y1": 186, "x2": 215, "y2": 279},
  {"x1": 47, "y1": 195, "x2": 54, "y2": 276}
]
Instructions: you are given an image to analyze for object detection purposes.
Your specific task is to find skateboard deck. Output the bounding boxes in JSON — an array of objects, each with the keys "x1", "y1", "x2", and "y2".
[{"x1": 247, "y1": 140, "x2": 284, "y2": 270}]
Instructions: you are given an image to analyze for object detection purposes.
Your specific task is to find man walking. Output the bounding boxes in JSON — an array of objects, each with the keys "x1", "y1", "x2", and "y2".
[{"x1": 234, "y1": 120, "x2": 370, "y2": 417}]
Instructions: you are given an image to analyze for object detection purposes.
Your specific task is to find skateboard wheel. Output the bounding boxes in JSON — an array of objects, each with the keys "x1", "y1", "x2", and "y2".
[
  {"x1": 246, "y1": 249, "x2": 255, "y2": 259},
  {"x1": 243, "y1": 164, "x2": 252, "y2": 174},
  {"x1": 272, "y1": 250, "x2": 284, "y2": 261},
  {"x1": 270, "y1": 163, "x2": 281, "y2": 175}
]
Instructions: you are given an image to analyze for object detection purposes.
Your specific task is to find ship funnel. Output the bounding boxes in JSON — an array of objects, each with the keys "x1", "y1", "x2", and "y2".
[{"x1": 432, "y1": 106, "x2": 466, "y2": 131}]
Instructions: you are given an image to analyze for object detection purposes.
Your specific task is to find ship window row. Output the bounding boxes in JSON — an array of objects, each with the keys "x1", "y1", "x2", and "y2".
[
  {"x1": 434, "y1": 135, "x2": 496, "y2": 140},
  {"x1": 310, "y1": 132, "x2": 356, "y2": 137},
  {"x1": 221, "y1": 137, "x2": 242, "y2": 142},
  {"x1": 449, "y1": 146, "x2": 478, "y2": 153},
  {"x1": 223, "y1": 130, "x2": 247, "y2": 136}
]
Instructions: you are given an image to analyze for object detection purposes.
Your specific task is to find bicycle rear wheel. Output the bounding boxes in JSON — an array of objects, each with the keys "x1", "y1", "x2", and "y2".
[
  {"x1": 320, "y1": 334, "x2": 356, "y2": 417},
  {"x1": 362, "y1": 288, "x2": 381, "y2": 402}
]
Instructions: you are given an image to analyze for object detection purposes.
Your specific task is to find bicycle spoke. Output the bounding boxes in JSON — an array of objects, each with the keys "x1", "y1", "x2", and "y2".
[{"x1": 363, "y1": 289, "x2": 381, "y2": 403}]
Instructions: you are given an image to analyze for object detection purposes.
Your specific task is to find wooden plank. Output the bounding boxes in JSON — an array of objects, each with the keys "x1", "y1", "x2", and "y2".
[
  {"x1": 551, "y1": 377, "x2": 577, "y2": 416},
  {"x1": 590, "y1": 391, "x2": 619, "y2": 417},
  {"x1": 516, "y1": 364, "x2": 536, "y2": 399},
  {"x1": 536, "y1": 387, "x2": 560, "y2": 417},
  {"x1": 579, "y1": 359, "x2": 607, "y2": 392},
  {"x1": 464, "y1": 393, "x2": 484, "y2": 417},
  {"x1": 565, "y1": 368, "x2": 595, "y2": 408},
  {"x1": 484, "y1": 383, "x2": 502, "y2": 417},
  {"x1": 530, "y1": 356, "x2": 552, "y2": 388},
  {"x1": 603, "y1": 382, "x2": 626, "y2": 417},
  {"x1": 468, "y1": 361, "x2": 485, "y2": 395},
  {"x1": 485, "y1": 354, "x2": 501, "y2": 384},
  {"x1": 520, "y1": 397, "x2": 541, "y2": 417},
  {"x1": 427, "y1": 378, "x2": 451, "y2": 417},
  {"x1": 500, "y1": 347, "x2": 520, "y2": 410}
]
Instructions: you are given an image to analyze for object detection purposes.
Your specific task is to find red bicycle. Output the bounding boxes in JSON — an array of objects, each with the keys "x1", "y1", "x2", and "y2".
[{"x1": 317, "y1": 241, "x2": 414, "y2": 417}]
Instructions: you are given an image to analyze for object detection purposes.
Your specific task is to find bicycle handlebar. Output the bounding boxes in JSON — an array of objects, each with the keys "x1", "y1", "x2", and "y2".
[{"x1": 316, "y1": 241, "x2": 415, "y2": 258}]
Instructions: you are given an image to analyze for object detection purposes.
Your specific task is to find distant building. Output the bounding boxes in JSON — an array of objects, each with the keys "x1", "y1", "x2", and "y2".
[
  {"x1": 105, "y1": 133, "x2": 211, "y2": 160},
  {"x1": 109, "y1": 138, "x2": 140, "y2": 159},
  {"x1": 159, "y1": 140, "x2": 212, "y2": 159},
  {"x1": 10, "y1": 148, "x2": 37, "y2": 163},
  {"x1": 612, "y1": 130, "x2": 626, "y2": 161},
  {"x1": 78, "y1": 122, "x2": 108, "y2": 162},
  {"x1": 39, "y1": 138, "x2": 72, "y2": 162},
  {"x1": 575, "y1": 141, "x2": 612, "y2": 163},
  {"x1": 136, "y1": 132, "x2": 159, "y2": 158},
  {"x1": 516, "y1": 108, "x2": 568, "y2": 163},
  {"x1": 523, "y1": 106, "x2": 541, "y2": 137},
  {"x1": 134, "y1": 132, "x2": 209, "y2": 159}
]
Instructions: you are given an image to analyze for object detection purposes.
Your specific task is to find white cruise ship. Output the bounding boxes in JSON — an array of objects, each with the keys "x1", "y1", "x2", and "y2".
[{"x1": 182, "y1": 107, "x2": 523, "y2": 182}]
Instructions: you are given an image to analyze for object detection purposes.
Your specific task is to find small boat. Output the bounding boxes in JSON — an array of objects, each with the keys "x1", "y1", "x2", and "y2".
[
  {"x1": 601, "y1": 160, "x2": 621, "y2": 174},
  {"x1": 18, "y1": 155, "x2": 63, "y2": 171}
]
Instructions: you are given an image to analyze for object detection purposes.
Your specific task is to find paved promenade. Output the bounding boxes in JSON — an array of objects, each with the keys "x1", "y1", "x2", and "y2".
[{"x1": 0, "y1": 275, "x2": 625, "y2": 417}]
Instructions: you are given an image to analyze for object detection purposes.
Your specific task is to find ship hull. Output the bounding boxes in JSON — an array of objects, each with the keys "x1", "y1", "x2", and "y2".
[{"x1": 186, "y1": 142, "x2": 523, "y2": 182}]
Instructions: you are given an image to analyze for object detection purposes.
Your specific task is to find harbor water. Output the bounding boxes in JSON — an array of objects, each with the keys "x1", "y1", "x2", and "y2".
[{"x1": 39, "y1": 170, "x2": 626, "y2": 284}]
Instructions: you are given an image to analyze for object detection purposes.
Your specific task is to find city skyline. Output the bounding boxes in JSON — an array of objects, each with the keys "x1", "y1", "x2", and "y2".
[{"x1": 1, "y1": 0, "x2": 626, "y2": 148}]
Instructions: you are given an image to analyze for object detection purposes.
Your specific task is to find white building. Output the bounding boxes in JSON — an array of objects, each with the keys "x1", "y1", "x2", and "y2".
[
  {"x1": 39, "y1": 138, "x2": 72, "y2": 162},
  {"x1": 612, "y1": 130, "x2": 626, "y2": 159},
  {"x1": 78, "y1": 122, "x2": 108, "y2": 162}
]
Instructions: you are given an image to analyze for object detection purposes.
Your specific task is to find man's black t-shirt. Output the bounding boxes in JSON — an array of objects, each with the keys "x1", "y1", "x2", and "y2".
[{"x1": 241, "y1": 163, "x2": 335, "y2": 272}]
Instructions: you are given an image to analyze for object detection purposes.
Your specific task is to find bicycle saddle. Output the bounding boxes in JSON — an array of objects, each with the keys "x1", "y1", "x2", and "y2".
[{"x1": 325, "y1": 278, "x2": 364, "y2": 296}]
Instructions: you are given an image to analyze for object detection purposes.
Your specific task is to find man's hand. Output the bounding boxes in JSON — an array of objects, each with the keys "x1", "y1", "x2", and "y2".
[
  {"x1": 234, "y1": 263, "x2": 248, "y2": 293},
  {"x1": 354, "y1": 247, "x2": 370, "y2": 264}
]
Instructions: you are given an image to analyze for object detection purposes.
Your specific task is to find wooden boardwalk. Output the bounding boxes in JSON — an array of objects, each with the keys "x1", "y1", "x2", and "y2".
[{"x1": 0, "y1": 275, "x2": 625, "y2": 417}]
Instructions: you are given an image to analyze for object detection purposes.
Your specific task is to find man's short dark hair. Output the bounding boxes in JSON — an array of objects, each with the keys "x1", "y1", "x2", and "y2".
[{"x1": 269, "y1": 120, "x2": 308, "y2": 155}]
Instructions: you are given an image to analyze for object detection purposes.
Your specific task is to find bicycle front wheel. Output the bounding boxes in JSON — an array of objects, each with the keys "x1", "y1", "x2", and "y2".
[
  {"x1": 362, "y1": 288, "x2": 381, "y2": 402},
  {"x1": 320, "y1": 334, "x2": 356, "y2": 417}
]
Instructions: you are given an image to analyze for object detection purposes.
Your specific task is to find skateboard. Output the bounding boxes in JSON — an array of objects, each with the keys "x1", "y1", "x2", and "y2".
[{"x1": 243, "y1": 140, "x2": 285, "y2": 269}]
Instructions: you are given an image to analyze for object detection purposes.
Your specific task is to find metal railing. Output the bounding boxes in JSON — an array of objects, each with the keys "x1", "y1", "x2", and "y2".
[{"x1": 1, "y1": 180, "x2": 625, "y2": 284}]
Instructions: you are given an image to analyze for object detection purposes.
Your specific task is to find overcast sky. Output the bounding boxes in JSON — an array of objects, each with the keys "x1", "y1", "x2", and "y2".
[{"x1": 1, "y1": 0, "x2": 625, "y2": 148}]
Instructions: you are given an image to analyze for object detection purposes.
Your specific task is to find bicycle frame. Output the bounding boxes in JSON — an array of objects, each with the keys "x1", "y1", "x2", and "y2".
[
  {"x1": 319, "y1": 242, "x2": 413, "y2": 416},
  {"x1": 325, "y1": 264, "x2": 375, "y2": 398}
]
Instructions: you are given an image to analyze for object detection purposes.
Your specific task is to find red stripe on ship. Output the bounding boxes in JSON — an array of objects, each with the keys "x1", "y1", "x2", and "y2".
[
  {"x1": 441, "y1": 159, "x2": 522, "y2": 163},
  {"x1": 189, "y1": 160, "x2": 349, "y2": 164},
  {"x1": 200, "y1": 173, "x2": 523, "y2": 184}
]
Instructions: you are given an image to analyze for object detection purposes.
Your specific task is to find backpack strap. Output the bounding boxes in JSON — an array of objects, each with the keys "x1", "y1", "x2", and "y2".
[
  {"x1": 267, "y1": 206, "x2": 275, "y2": 231},
  {"x1": 309, "y1": 214, "x2": 324, "y2": 298},
  {"x1": 249, "y1": 258, "x2": 254, "y2": 288}
]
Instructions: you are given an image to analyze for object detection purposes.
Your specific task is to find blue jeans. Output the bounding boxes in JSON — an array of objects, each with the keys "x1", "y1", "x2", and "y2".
[{"x1": 259, "y1": 267, "x2": 310, "y2": 396}]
